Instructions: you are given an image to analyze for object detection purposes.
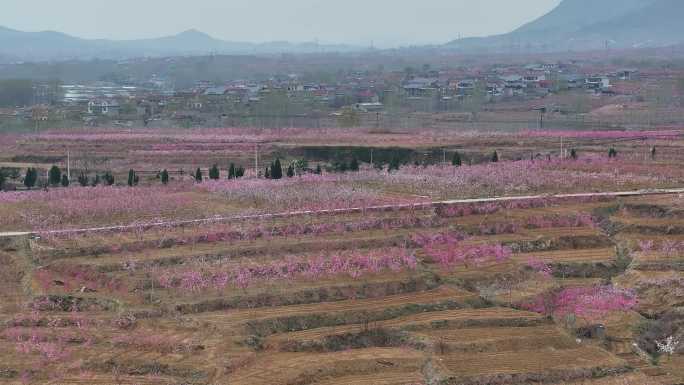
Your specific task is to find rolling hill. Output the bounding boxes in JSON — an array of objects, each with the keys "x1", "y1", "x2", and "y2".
[
  {"x1": 0, "y1": 26, "x2": 360, "y2": 62},
  {"x1": 446, "y1": 0, "x2": 684, "y2": 52}
]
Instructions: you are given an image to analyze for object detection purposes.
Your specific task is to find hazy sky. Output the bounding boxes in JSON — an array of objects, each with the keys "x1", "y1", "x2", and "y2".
[{"x1": 2, "y1": 0, "x2": 561, "y2": 47}]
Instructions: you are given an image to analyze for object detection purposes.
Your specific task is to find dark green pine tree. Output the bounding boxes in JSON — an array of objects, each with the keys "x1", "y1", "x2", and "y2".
[
  {"x1": 23, "y1": 168, "x2": 37, "y2": 190},
  {"x1": 349, "y1": 158, "x2": 360, "y2": 172},
  {"x1": 452, "y1": 151, "x2": 462, "y2": 166},
  {"x1": 61, "y1": 174, "x2": 69, "y2": 187},
  {"x1": 286, "y1": 165, "x2": 294, "y2": 178},
  {"x1": 315, "y1": 164, "x2": 322, "y2": 175},
  {"x1": 92, "y1": 174, "x2": 101, "y2": 187},
  {"x1": 195, "y1": 168, "x2": 203, "y2": 183},
  {"x1": 608, "y1": 148, "x2": 617, "y2": 158},
  {"x1": 128, "y1": 169, "x2": 137, "y2": 186},
  {"x1": 161, "y1": 169, "x2": 169, "y2": 185},
  {"x1": 209, "y1": 164, "x2": 220, "y2": 180},
  {"x1": 0, "y1": 170, "x2": 5, "y2": 191},
  {"x1": 491, "y1": 151, "x2": 499, "y2": 163},
  {"x1": 271, "y1": 159, "x2": 283, "y2": 180},
  {"x1": 103, "y1": 171, "x2": 115, "y2": 186},
  {"x1": 236, "y1": 166, "x2": 245, "y2": 178},
  {"x1": 388, "y1": 157, "x2": 400, "y2": 171},
  {"x1": 264, "y1": 167, "x2": 270, "y2": 179},
  {"x1": 339, "y1": 161, "x2": 349, "y2": 173},
  {"x1": 570, "y1": 149, "x2": 578, "y2": 160},
  {"x1": 228, "y1": 163, "x2": 236, "y2": 179},
  {"x1": 48, "y1": 165, "x2": 62, "y2": 186},
  {"x1": 78, "y1": 172, "x2": 89, "y2": 187}
]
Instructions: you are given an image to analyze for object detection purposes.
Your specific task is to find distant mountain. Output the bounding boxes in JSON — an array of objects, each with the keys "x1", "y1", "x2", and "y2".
[
  {"x1": 446, "y1": 0, "x2": 684, "y2": 52},
  {"x1": 0, "y1": 26, "x2": 362, "y2": 62}
]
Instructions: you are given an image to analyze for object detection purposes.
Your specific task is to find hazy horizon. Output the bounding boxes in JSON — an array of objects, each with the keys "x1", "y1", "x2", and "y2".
[{"x1": 2, "y1": 0, "x2": 561, "y2": 47}]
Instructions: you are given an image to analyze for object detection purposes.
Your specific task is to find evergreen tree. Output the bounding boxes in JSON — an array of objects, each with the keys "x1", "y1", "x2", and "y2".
[
  {"x1": 491, "y1": 151, "x2": 499, "y2": 163},
  {"x1": 338, "y1": 161, "x2": 349, "y2": 173},
  {"x1": 78, "y1": 172, "x2": 88, "y2": 187},
  {"x1": 0, "y1": 170, "x2": 4, "y2": 191},
  {"x1": 228, "y1": 163, "x2": 236, "y2": 179},
  {"x1": 60, "y1": 174, "x2": 69, "y2": 187},
  {"x1": 209, "y1": 164, "x2": 220, "y2": 180},
  {"x1": 48, "y1": 165, "x2": 62, "y2": 186},
  {"x1": 236, "y1": 166, "x2": 245, "y2": 178},
  {"x1": 451, "y1": 151, "x2": 462, "y2": 166},
  {"x1": 92, "y1": 174, "x2": 101, "y2": 187},
  {"x1": 23, "y1": 167, "x2": 37, "y2": 190},
  {"x1": 388, "y1": 157, "x2": 400, "y2": 171},
  {"x1": 103, "y1": 172, "x2": 115, "y2": 186},
  {"x1": 286, "y1": 165, "x2": 295, "y2": 178},
  {"x1": 161, "y1": 169, "x2": 169, "y2": 185},
  {"x1": 349, "y1": 158, "x2": 360, "y2": 172},
  {"x1": 608, "y1": 148, "x2": 618, "y2": 158},
  {"x1": 127, "y1": 169, "x2": 138, "y2": 186},
  {"x1": 271, "y1": 159, "x2": 283, "y2": 180},
  {"x1": 315, "y1": 164, "x2": 322, "y2": 175},
  {"x1": 651, "y1": 146, "x2": 656, "y2": 160},
  {"x1": 195, "y1": 168, "x2": 203, "y2": 182},
  {"x1": 570, "y1": 149, "x2": 578, "y2": 160},
  {"x1": 264, "y1": 167, "x2": 271, "y2": 179}
]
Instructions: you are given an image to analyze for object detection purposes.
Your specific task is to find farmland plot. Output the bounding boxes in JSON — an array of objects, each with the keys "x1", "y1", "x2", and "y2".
[{"x1": 2, "y1": 159, "x2": 684, "y2": 384}]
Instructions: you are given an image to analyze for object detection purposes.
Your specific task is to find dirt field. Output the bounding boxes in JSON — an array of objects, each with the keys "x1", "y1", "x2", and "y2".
[{"x1": 2, "y1": 133, "x2": 684, "y2": 384}]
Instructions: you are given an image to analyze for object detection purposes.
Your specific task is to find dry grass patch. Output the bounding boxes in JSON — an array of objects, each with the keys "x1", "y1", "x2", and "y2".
[
  {"x1": 432, "y1": 346, "x2": 627, "y2": 384},
  {"x1": 193, "y1": 286, "x2": 475, "y2": 328},
  {"x1": 227, "y1": 347, "x2": 426, "y2": 385},
  {"x1": 267, "y1": 308, "x2": 546, "y2": 349}
]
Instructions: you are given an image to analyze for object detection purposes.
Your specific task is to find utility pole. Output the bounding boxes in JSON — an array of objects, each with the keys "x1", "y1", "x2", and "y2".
[
  {"x1": 535, "y1": 107, "x2": 546, "y2": 130},
  {"x1": 254, "y1": 144, "x2": 259, "y2": 178}
]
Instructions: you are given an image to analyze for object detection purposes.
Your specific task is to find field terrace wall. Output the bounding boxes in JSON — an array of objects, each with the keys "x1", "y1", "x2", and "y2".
[{"x1": 2, "y1": 191, "x2": 684, "y2": 384}]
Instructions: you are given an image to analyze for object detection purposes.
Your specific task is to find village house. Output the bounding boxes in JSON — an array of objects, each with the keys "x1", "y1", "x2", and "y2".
[
  {"x1": 203, "y1": 86, "x2": 231, "y2": 97},
  {"x1": 354, "y1": 102, "x2": 384, "y2": 112},
  {"x1": 486, "y1": 81, "x2": 504, "y2": 97},
  {"x1": 523, "y1": 73, "x2": 547, "y2": 88},
  {"x1": 585, "y1": 76, "x2": 611, "y2": 90},
  {"x1": 403, "y1": 77, "x2": 439, "y2": 98},
  {"x1": 560, "y1": 74, "x2": 586, "y2": 89},
  {"x1": 455, "y1": 79, "x2": 477, "y2": 96},
  {"x1": 30, "y1": 105, "x2": 49, "y2": 121},
  {"x1": 87, "y1": 99, "x2": 120, "y2": 116},
  {"x1": 500, "y1": 75, "x2": 525, "y2": 96},
  {"x1": 0, "y1": 108, "x2": 19, "y2": 121},
  {"x1": 615, "y1": 69, "x2": 639, "y2": 81}
]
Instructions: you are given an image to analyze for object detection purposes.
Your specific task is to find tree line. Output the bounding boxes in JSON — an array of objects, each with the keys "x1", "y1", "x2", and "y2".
[{"x1": 0, "y1": 147, "x2": 633, "y2": 192}]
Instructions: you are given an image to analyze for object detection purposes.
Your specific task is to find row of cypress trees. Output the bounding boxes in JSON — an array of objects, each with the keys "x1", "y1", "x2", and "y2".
[
  {"x1": 8, "y1": 147, "x2": 629, "y2": 191},
  {"x1": 194, "y1": 163, "x2": 246, "y2": 183}
]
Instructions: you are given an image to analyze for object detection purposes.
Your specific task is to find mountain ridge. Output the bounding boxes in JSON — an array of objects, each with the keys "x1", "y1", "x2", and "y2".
[
  {"x1": 0, "y1": 26, "x2": 362, "y2": 61},
  {"x1": 446, "y1": 0, "x2": 684, "y2": 52}
]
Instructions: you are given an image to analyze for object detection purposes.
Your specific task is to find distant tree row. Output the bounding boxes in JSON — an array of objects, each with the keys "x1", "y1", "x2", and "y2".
[
  {"x1": 1, "y1": 146, "x2": 638, "y2": 192},
  {"x1": 77, "y1": 171, "x2": 115, "y2": 187},
  {"x1": 194, "y1": 164, "x2": 246, "y2": 183},
  {"x1": 330, "y1": 158, "x2": 360, "y2": 173}
]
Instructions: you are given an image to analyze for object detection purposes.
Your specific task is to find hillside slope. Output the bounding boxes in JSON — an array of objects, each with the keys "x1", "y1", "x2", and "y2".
[
  {"x1": 447, "y1": 0, "x2": 682, "y2": 52},
  {"x1": 0, "y1": 26, "x2": 359, "y2": 62}
]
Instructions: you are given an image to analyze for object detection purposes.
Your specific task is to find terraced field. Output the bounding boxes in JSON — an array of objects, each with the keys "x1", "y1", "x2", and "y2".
[{"x1": 1, "y1": 195, "x2": 683, "y2": 384}]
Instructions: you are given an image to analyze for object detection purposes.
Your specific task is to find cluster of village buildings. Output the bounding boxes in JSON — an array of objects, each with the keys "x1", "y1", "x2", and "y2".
[{"x1": 0, "y1": 61, "x2": 643, "y2": 125}]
